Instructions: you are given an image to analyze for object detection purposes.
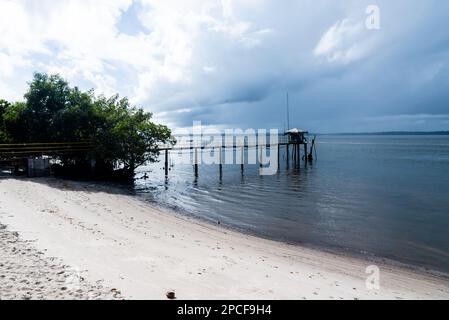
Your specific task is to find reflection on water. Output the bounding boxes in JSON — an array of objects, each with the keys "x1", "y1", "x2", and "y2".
[{"x1": 135, "y1": 135, "x2": 449, "y2": 273}]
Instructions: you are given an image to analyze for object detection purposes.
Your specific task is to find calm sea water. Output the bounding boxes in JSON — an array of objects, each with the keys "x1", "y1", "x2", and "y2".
[{"x1": 135, "y1": 135, "x2": 449, "y2": 273}]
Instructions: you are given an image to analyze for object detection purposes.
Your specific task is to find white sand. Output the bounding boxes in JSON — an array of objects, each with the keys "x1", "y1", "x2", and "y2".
[
  {"x1": 0, "y1": 223, "x2": 122, "y2": 300},
  {"x1": 0, "y1": 177, "x2": 448, "y2": 300}
]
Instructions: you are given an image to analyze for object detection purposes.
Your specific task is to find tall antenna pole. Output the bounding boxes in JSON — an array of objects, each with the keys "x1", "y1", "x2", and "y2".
[{"x1": 286, "y1": 92, "x2": 290, "y2": 131}]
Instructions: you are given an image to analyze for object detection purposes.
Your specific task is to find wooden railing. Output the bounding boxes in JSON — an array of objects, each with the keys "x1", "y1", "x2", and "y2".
[
  {"x1": 0, "y1": 142, "x2": 94, "y2": 159},
  {"x1": 157, "y1": 135, "x2": 293, "y2": 151}
]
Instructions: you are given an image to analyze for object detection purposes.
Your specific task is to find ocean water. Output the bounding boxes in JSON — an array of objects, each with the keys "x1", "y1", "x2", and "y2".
[{"x1": 135, "y1": 135, "x2": 449, "y2": 273}]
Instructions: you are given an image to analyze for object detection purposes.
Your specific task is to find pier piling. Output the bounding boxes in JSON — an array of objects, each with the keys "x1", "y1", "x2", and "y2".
[
  {"x1": 194, "y1": 148, "x2": 199, "y2": 177},
  {"x1": 165, "y1": 149, "x2": 169, "y2": 176},
  {"x1": 296, "y1": 145, "x2": 299, "y2": 163},
  {"x1": 241, "y1": 146, "x2": 244, "y2": 173},
  {"x1": 219, "y1": 147, "x2": 223, "y2": 174},
  {"x1": 304, "y1": 144, "x2": 308, "y2": 164}
]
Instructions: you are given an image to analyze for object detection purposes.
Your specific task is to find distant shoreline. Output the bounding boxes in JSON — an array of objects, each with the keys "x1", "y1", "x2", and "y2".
[
  {"x1": 318, "y1": 131, "x2": 449, "y2": 136},
  {"x1": 169, "y1": 131, "x2": 449, "y2": 137}
]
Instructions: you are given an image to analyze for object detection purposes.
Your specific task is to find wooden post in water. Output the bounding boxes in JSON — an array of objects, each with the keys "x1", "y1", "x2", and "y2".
[
  {"x1": 296, "y1": 144, "x2": 301, "y2": 163},
  {"x1": 286, "y1": 144, "x2": 289, "y2": 168},
  {"x1": 219, "y1": 147, "x2": 223, "y2": 175},
  {"x1": 165, "y1": 149, "x2": 169, "y2": 176},
  {"x1": 194, "y1": 147, "x2": 199, "y2": 176},
  {"x1": 297, "y1": 144, "x2": 300, "y2": 163},
  {"x1": 293, "y1": 145, "x2": 297, "y2": 163},
  {"x1": 240, "y1": 146, "x2": 244, "y2": 173},
  {"x1": 304, "y1": 144, "x2": 308, "y2": 164}
]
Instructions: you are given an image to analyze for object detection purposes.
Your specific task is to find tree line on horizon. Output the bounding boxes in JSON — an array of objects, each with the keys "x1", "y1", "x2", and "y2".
[{"x1": 0, "y1": 73, "x2": 172, "y2": 179}]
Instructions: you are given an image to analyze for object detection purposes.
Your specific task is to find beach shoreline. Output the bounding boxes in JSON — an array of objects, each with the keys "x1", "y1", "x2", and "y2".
[
  {"x1": 1, "y1": 177, "x2": 448, "y2": 300},
  {"x1": 146, "y1": 197, "x2": 449, "y2": 281}
]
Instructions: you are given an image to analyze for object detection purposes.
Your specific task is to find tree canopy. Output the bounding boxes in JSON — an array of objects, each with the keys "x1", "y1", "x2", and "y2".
[
  {"x1": 0, "y1": 73, "x2": 172, "y2": 178},
  {"x1": 0, "y1": 99, "x2": 10, "y2": 143}
]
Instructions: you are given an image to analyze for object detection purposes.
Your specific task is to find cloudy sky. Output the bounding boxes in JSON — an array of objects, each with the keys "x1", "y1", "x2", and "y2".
[{"x1": 1, "y1": 0, "x2": 448, "y2": 132}]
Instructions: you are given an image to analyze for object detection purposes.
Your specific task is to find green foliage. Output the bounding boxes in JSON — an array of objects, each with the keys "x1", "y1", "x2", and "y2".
[
  {"x1": 0, "y1": 73, "x2": 173, "y2": 177},
  {"x1": 0, "y1": 99, "x2": 11, "y2": 143},
  {"x1": 0, "y1": 99, "x2": 9, "y2": 115},
  {"x1": 2, "y1": 102, "x2": 28, "y2": 142},
  {"x1": 92, "y1": 95, "x2": 172, "y2": 174}
]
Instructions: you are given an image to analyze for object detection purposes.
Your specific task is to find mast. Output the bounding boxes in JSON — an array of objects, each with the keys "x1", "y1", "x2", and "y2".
[{"x1": 286, "y1": 92, "x2": 290, "y2": 131}]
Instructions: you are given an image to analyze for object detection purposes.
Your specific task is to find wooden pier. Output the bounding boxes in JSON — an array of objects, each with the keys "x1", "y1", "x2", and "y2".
[{"x1": 157, "y1": 130, "x2": 316, "y2": 177}]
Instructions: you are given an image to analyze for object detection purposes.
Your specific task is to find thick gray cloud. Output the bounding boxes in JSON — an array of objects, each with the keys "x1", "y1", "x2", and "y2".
[
  {"x1": 153, "y1": 0, "x2": 449, "y2": 132},
  {"x1": 1, "y1": 0, "x2": 448, "y2": 132}
]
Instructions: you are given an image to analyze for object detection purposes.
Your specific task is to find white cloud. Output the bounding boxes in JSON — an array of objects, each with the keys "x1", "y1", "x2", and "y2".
[
  {"x1": 314, "y1": 19, "x2": 376, "y2": 64},
  {"x1": 0, "y1": 0, "x2": 448, "y2": 131},
  {"x1": 0, "y1": 0, "x2": 311, "y2": 116},
  {"x1": 0, "y1": 0, "x2": 134, "y2": 99}
]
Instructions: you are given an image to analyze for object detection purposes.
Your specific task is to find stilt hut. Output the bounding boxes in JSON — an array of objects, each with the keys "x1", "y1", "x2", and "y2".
[{"x1": 285, "y1": 128, "x2": 308, "y2": 144}]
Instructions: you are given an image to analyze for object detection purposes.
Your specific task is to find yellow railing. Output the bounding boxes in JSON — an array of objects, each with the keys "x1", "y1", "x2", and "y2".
[{"x1": 0, "y1": 142, "x2": 94, "y2": 158}]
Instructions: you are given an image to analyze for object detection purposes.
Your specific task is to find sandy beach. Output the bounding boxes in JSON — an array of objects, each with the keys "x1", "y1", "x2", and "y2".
[
  {"x1": 1, "y1": 177, "x2": 448, "y2": 300},
  {"x1": 0, "y1": 222, "x2": 122, "y2": 300}
]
